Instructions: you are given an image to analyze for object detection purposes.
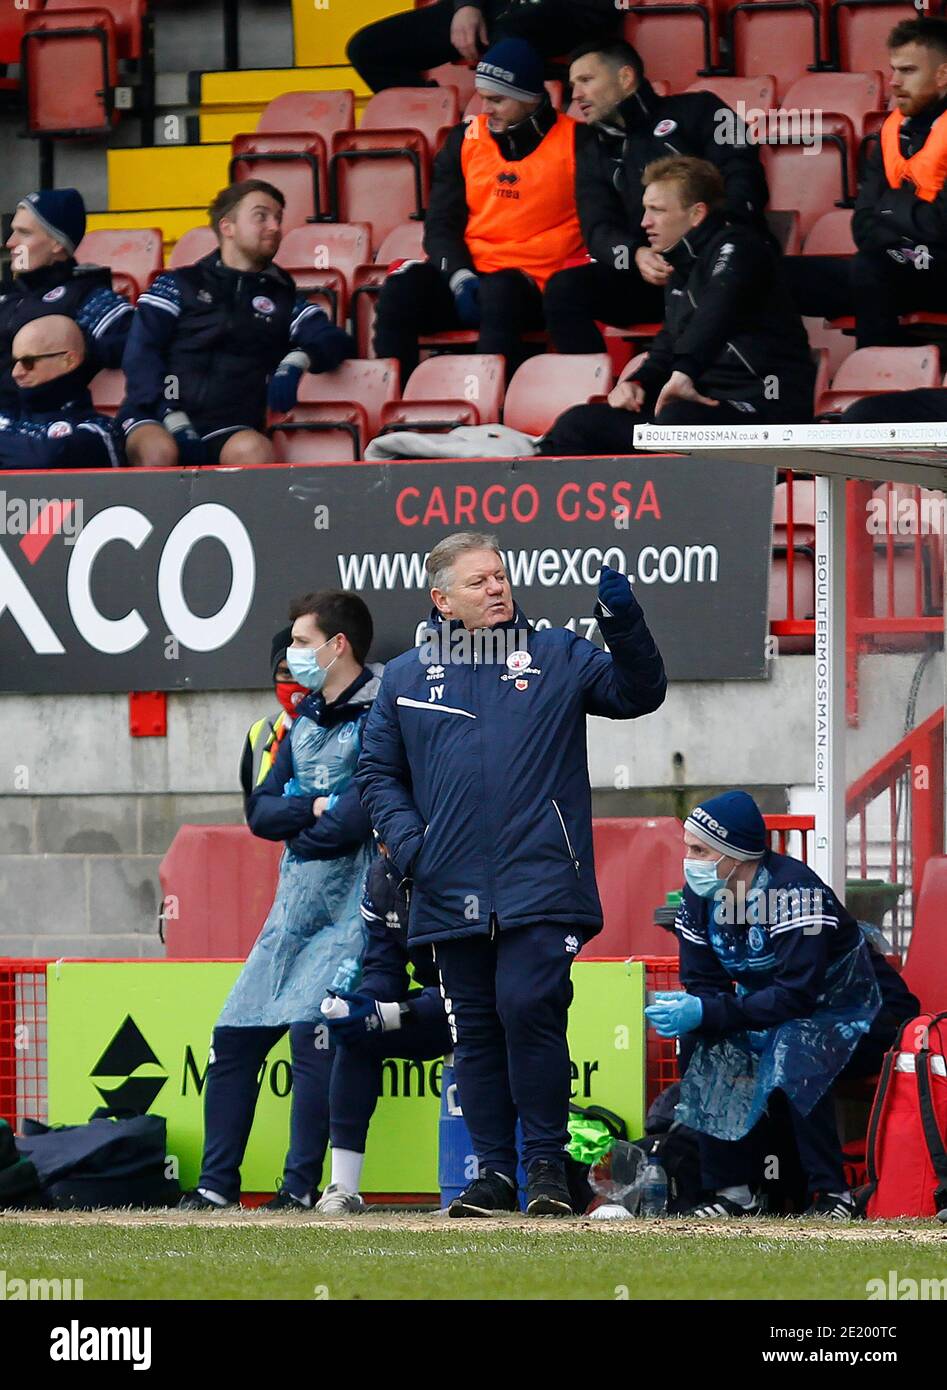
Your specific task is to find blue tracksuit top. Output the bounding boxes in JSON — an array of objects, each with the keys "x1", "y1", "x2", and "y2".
[
  {"x1": 676, "y1": 849, "x2": 864, "y2": 1034},
  {"x1": 120, "y1": 249, "x2": 354, "y2": 434},
  {"x1": 355, "y1": 601, "x2": 667, "y2": 945}
]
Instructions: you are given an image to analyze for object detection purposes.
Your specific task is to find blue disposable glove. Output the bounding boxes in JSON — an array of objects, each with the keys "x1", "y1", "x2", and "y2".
[
  {"x1": 267, "y1": 361, "x2": 305, "y2": 414},
  {"x1": 451, "y1": 270, "x2": 481, "y2": 329},
  {"x1": 164, "y1": 411, "x2": 206, "y2": 467},
  {"x1": 644, "y1": 991, "x2": 704, "y2": 1038},
  {"x1": 321, "y1": 989, "x2": 386, "y2": 1044},
  {"x1": 597, "y1": 563, "x2": 638, "y2": 617}
]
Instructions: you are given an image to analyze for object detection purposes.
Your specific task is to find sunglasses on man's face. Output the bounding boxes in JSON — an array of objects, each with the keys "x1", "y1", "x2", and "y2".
[{"x1": 13, "y1": 350, "x2": 69, "y2": 371}]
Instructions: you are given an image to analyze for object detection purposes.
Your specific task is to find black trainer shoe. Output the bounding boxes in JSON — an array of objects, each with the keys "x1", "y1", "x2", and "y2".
[
  {"x1": 687, "y1": 1195, "x2": 762, "y2": 1218},
  {"x1": 177, "y1": 1189, "x2": 235, "y2": 1211},
  {"x1": 259, "y1": 1189, "x2": 318, "y2": 1212},
  {"x1": 448, "y1": 1171, "x2": 518, "y2": 1217},
  {"x1": 526, "y1": 1159, "x2": 573, "y2": 1216},
  {"x1": 804, "y1": 1192, "x2": 856, "y2": 1221}
]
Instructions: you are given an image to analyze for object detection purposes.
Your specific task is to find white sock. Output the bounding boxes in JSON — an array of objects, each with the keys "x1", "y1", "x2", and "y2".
[
  {"x1": 330, "y1": 1149, "x2": 365, "y2": 1193},
  {"x1": 828, "y1": 1190, "x2": 852, "y2": 1204},
  {"x1": 197, "y1": 1187, "x2": 230, "y2": 1207},
  {"x1": 718, "y1": 1184, "x2": 754, "y2": 1208}
]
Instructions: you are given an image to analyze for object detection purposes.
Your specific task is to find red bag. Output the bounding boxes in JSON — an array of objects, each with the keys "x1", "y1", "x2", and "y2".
[{"x1": 863, "y1": 1012, "x2": 947, "y2": 1220}]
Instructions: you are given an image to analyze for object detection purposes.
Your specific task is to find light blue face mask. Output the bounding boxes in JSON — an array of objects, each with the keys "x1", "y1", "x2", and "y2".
[
  {"x1": 683, "y1": 855, "x2": 729, "y2": 899},
  {"x1": 286, "y1": 639, "x2": 338, "y2": 692}
]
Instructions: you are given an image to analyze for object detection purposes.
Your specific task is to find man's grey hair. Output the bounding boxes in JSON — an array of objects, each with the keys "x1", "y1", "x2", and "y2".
[{"x1": 426, "y1": 531, "x2": 502, "y2": 592}]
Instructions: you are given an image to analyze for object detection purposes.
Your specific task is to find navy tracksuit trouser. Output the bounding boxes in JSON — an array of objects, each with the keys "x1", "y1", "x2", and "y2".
[
  {"x1": 432, "y1": 923, "x2": 581, "y2": 1177},
  {"x1": 329, "y1": 1011, "x2": 454, "y2": 1153},
  {"x1": 198, "y1": 1024, "x2": 333, "y2": 1203},
  {"x1": 696, "y1": 1088, "x2": 846, "y2": 1197}
]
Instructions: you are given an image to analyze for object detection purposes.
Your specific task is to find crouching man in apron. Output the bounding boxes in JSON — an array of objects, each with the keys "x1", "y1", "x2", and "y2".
[
  {"x1": 179, "y1": 591, "x2": 380, "y2": 1211},
  {"x1": 646, "y1": 791, "x2": 881, "y2": 1221}
]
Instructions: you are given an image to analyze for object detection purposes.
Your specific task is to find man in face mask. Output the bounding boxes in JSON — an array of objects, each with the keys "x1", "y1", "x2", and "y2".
[
  {"x1": 0, "y1": 316, "x2": 120, "y2": 469},
  {"x1": 238, "y1": 625, "x2": 311, "y2": 811},
  {"x1": 180, "y1": 591, "x2": 381, "y2": 1212},
  {"x1": 646, "y1": 791, "x2": 885, "y2": 1221}
]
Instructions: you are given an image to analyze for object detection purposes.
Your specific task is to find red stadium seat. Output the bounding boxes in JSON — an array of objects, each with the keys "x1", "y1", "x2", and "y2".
[
  {"x1": 256, "y1": 89, "x2": 354, "y2": 138},
  {"x1": 831, "y1": 0, "x2": 920, "y2": 89},
  {"x1": 591, "y1": 817, "x2": 686, "y2": 957},
  {"x1": 503, "y1": 353, "x2": 613, "y2": 436},
  {"x1": 168, "y1": 225, "x2": 218, "y2": 269},
  {"x1": 43, "y1": 0, "x2": 146, "y2": 58},
  {"x1": 773, "y1": 476, "x2": 816, "y2": 546},
  {"x1": 276, "y1": 222, "x2": 373, "y2": 324},
  {"x1": 351, "y1": 265, "x2": 388, "y2": 358},
  {"x1": 357, "y1": 86, "x2": 460, "y2": 151},
  {"x1": 815, "y1": 344, "x2": 941, "y2": 415},
  {"x1": 348, "y1": 224, "x2": 429, "y2": 357},
  {"x1": 230, "y1": 133, "x2": 327, "y2": 227},
  {"x1": 89, "y1": 368, "x2": 126, "y2": 417},
  {"x1": 330, "y1": 88, "x2": 460, "y2": 246},
  {"x1": 724, "y1": 0, "x2": 822, "y2": 99},
  {"x1": 803, "y1": 206, "x2": 855, "y2": 254},
  {"x1": 760, "y1": 140, "x2": 848, "y2": 239},
  {"x1": 425, "y1": 62, "x2": 477, "y2": 107},
  {"x1": 23, "y1": 6, "x2": 120, "y2": 135},
  {"x1": 620, "y1": 8, "x2": 713, "y2": 90},
  {"x1": 769, "y1": 549, "x2": 816, "y2": 651},
  {"x1": 0, "y1": 0, "x2": 43, "y2": 90},
  {"x1": 783, "y1": 70, "x2": 884, "y2": 139},
  {"x1": 685, "y1": 73, "x2": 778, "y2": 114},
  {"x1": 75, "y1": 227, "x2": 162, "y2": 301},
  {"x1": 22, "y1": 0, "x2": 149, "y2": 133},
  {"x1": 376, "y1": 222, "x2": 426, "y2": 264},
  {"x1": 270, "y1": 358, "x2": 400, "y2": 459},
  {"x1": 378, "y1": 353, "x2": 505, "y2": 433},
  {"x1": 902, "y1": 855, "x2": 947, "y2": 1010},
  {"x1": 803, "y1": 314, "x2": 856, "y2": 379}
]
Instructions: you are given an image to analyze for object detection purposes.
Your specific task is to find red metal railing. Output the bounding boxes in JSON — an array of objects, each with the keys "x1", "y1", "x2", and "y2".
[
  {"x1": 770, "y1": 472, "x2": 945, "y2": 725},
  {"x1": 845, "y1": 706, "x2": 945, "y2": 949}
]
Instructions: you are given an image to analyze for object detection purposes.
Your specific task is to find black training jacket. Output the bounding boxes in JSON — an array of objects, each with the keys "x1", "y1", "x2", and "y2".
[
  {"x1": 575, "y1": 80, "x2": 769, "y2": 271},
  {"x1": 633, "y1": 211, "x2": 814, "y2": 410}
]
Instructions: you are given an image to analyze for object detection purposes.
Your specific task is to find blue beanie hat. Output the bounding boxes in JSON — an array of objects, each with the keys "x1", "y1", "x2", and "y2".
[
  {"x1": 475, "y1": 39, "x2": 545, "y2": 102},
  {"x1": 684, "y1": 791, "x2": 767, "y2": 861},
  {"x1": 17, "y1": 189, "x2": 86, "y2": 256}
]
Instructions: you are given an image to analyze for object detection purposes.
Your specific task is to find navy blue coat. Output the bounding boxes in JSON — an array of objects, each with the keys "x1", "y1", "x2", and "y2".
[
  {"x1": 0, "y1": 260, "x2": 132, "y2": 414},
  {"x1": 120, "y1": 250, "x2": 354, "y2": 435},
  {"x1": 355, "y1": 602, "x2": 667, "y2": 945},
  {"x1": 0, "y1": 387, "x2": 119, "y2": 470}
]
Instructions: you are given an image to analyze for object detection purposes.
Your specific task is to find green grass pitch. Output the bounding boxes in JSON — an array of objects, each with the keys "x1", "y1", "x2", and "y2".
[{"x1": 1, "y1": 1215, "x2": 944, "y2": 1300}]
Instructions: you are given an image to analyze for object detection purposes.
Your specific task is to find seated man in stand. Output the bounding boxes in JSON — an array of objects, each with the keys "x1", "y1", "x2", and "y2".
[
  {"x1": 0, "y1": 316, "x2": 119, "y2": 470},
  {"x1": 538, "y1": 156, "x2": 813, "y2": 456}
]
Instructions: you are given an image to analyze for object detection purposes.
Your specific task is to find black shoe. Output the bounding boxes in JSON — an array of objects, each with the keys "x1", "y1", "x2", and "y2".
[
  {"x1": 804, "y1": 1192, "x2": 857, "y2": 1221},
  {"x1": 259, "y1": 1189, "x2": 318, "y2": 1212},
  {"x1": 448, "y1": 1171, "x2": 518, "y2": 1217},
  {"x1": 177, "y1": 1188, "x2": 234, "y2": 1211},
  {"x1": 526, "y1": 1159, "x2": 573, "y2": 1217},
  {"x1": 687, "y1": 1195, "x2": 762, "y2": 1218}
]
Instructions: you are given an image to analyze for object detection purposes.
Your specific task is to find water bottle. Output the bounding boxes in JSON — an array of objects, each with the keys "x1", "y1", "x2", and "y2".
[{"x1": 638, "y1": 1158, "x2": 668, "y2": 1217}]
